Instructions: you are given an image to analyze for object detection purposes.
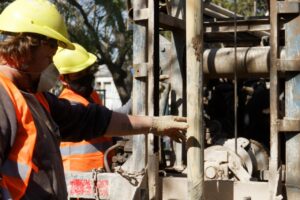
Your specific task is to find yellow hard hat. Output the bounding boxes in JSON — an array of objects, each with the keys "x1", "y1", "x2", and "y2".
[
  {"x1": 53, "y1": 43, "x2": 97, "y2": 74},
  {"x1": 0, "y1": 0, "x2": 74, "y2": 50}
]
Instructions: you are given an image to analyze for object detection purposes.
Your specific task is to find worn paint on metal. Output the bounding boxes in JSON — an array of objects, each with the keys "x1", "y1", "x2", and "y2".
[
  {"x1": 96, "y1": 179, "x2": 109, "y2": 199},
  {"x1": 65, "y1": 172, "x2": 146, "y2": 199},
  {"x1": 285, "y1": 16, "x2": 300, "y2": 59},
  {"x1": 161, "y1": 177, "x2": 269, "y2": 200},
  {"x1": 69, "y1": 178, "x2": 93, "y2": 196},
  {"x1": 286, "y1": 75, "x2": 300, "y2": 118},
  {"x1": 285, "y1": 74, "x2": 300, "y2": 199},
  {"x1": 68, "y1": 178, "x2": 109, "y2": 198}
]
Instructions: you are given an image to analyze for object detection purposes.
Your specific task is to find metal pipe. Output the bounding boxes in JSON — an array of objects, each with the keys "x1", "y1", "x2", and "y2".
[
  {"x1": 104, "y1": 142, "x2": 123, "y2": 173},
  {"x1": 186, "y1": 0, "x2": 204, "y2": 199},
  {"x1": 202, "y1": 46, "x2": 290, "y2": 77}
]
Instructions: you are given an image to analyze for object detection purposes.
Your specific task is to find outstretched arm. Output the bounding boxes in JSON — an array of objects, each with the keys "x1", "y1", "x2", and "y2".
[
  {"x1": 45, "y1": 92, "x2": 187, "y2": 143},
  {"x1": 104, "y1": 112, "x2": 188, "y2": 143}
]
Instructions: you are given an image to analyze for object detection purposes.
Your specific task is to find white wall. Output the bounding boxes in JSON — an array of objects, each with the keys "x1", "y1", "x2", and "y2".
[{"x1": 94, "y1": 65, "x2": 122, "y2": 110}]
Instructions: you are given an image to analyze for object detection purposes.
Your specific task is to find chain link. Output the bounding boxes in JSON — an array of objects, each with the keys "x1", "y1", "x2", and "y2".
[
  {"x1": 115, "y1": 166, "x2": 146, "y2": 186},
  {"x1": 92, "y1": 169, "x2": 102, "y2": 200}
]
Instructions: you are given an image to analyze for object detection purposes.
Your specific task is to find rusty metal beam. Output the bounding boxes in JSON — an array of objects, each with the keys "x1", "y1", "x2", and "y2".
[
  {"x1": 121, "y1": 3, "x2": 148, "y2": 198},
  {"x1": 147, "y1": 0, "x2": 160, "y2": 199},
  {"x1": 269, "y1": 0, "x2": 281, "y2": 199},
  {"x1": 204, "y1": 18, "x2": 275, "y2": 34},
  {"x1": 186, "y1": 0, "x2": 204, "y2": 199},
  {"x1": 159, "y1": 12, "x2": 185, "y2": 31},
  {"x1": 203, "y1": 2, "x2": 243, "y2": 18},
  {"x1": 166, "y1": 0, "x2": 186, "y2": 171},
  {"x1": 129, "y1": 0, "x2": 148, "y2": 173},
  {"x1": 132, "y1": 8, "x2": 274, "y2": 36}
]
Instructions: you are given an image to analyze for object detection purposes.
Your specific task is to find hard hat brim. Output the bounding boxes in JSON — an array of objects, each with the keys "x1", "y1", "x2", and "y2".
[
  {"x1": 0, "y1": 17, "x2": 75, "y2": 50},
  {"x1": 56, "y1": 52, "x2": 97, "y2": 74}
]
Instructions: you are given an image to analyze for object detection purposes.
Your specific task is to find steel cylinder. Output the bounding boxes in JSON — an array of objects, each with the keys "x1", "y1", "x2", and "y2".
[{"x1": 203, "y1": 46, "x2": 288, "y2": 78}]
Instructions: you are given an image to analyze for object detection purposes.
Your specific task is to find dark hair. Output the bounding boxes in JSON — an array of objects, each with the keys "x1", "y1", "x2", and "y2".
[{"x1": 0, "y1": 32, "x2": 42, "y2": 70}]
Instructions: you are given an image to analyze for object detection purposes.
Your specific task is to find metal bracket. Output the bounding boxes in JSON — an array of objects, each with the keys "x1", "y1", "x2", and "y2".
[
  {"x1": 277, "y1": 1, "x2": 300, "y2": 14},
  {"x1": 279, "y1": 59, "x2": 300, "y2": 72},
  {"x1": 133, "y1": 63, "x2": 148, "y2": 79},
  {"x1": 278, "y1": 119, "x2": 300, "y2": 132},
  {"x1": 133, "y1": 8, "x2": 149, "y2": 21}
]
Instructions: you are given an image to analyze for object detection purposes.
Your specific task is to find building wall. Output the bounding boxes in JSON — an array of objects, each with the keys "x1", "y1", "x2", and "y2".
[{"x1": 94, "y1": 65, "x2": 122, "y2": 110}]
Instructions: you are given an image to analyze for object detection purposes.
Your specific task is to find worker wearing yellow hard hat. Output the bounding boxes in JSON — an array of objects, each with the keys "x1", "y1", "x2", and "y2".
[
  {"x1": 53, "y1": 43, "x2": 113, "y2": 172},
  {"x1": 54, "y1": 43, "x2": 97, "y2": 97},
  {"x1": 0, "y1": 0, "x2": 74, "y2": 50},
  {"x1": 54, "y1": 43, "x2": 96, "y2": 74},
  {"x1": 0, "y1": 0, "x2": 187, "y2": 199}
]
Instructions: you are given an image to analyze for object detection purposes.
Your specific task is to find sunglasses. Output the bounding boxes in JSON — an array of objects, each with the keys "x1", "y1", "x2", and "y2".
[
  {"x1": 35, "y1": 35, "x2": 58, "y2": 49},
  {"x1": 44, "y1": 37, "x2": 58, "y2": 49}
]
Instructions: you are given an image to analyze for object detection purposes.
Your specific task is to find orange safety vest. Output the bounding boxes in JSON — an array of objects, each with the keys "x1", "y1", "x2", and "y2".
[
  {"x1": 59, "y1": 88, "x2": 113, "y2": 172},
  {"x1": 0, "y1": 74, "x2": 49, "y2": 199}
]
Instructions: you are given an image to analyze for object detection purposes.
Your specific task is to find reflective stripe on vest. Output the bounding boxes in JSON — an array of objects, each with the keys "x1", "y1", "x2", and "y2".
[
  {"x1": 60, "y1": 139, "x2": 112, "y2": 156},
  {"x1": 0, "y1": 73, "x2": 38, "y2": 200},
  {"x1": 59, "y1": 88, "x2": 112, "y2": 171},
  {"x1": 1, "y1": 160, "x2": 29, "y2": 180}
]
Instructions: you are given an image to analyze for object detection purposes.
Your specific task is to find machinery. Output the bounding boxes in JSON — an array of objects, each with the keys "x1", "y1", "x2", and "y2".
[
  {"x1": 66, "y1": 0, "x2": 300, "y2": 199},
  {"x1": 204, "y1": 138, "x2": 269, "y2": 182}
]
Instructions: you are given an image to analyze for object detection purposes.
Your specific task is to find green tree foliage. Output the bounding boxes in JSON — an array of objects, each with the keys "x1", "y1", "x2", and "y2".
[
  {"x1": 0, "y1": 0, "x2": 132, "y2": 103},
  {"x1": 211, "y1": 0, "x2": 268, "y2": 17},
  {"x1": 0, "y1": 1, "x2": 13, "y2": 12},
  {"x1": 52, "y1": 0, "x2": 133, "y2": 103}
]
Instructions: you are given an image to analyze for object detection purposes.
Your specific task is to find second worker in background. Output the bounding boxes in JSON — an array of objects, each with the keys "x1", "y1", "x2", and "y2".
[{"x1": 53, "y1": 43, "x2": 113, "y2": 172}]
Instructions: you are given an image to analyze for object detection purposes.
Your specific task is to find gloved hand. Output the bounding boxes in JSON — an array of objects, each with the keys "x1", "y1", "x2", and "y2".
[{"x1": 150, "y1": 116, "x2": 188, "y2": 143}]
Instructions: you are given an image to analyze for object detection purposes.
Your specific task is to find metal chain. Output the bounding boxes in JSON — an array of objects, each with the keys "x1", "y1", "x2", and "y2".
[
  {"x1": 92, "y1": 169, "x2": 100, "y2": 200},
  {"x1": 115, "y1": 167, "x2": 146, "y2": 186}
]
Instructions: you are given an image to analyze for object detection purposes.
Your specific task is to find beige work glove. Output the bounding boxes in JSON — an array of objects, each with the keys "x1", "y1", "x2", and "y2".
[{"x1": 150, "y1": 116, "x2": 188, "y2": 143}]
